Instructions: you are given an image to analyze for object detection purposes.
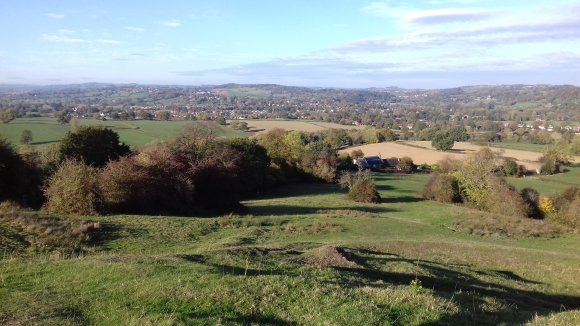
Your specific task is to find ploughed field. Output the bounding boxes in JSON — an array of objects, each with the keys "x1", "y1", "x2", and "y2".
[
  {"x1": 1, "y1": 173, "x2": 580, "y2": 325},
  {"x1": 344, "y1": 141, "x2": 580, "y2": 172}
]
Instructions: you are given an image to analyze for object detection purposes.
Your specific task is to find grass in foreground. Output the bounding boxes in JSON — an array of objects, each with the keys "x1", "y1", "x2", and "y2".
[{"x1": 1, "y1": 173, "x2": 579, "y2": 325}]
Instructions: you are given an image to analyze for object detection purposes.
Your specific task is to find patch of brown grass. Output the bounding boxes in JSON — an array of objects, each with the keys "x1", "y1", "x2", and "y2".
[
  {"x1": 291, "y1": 245, "x2": 362, "y2": 268},
  {"x1": 316, "y1": 209, "x2": 380, "y2": 218},
  {"x1": 0, "y1": 201, "x2": 102, "y2": 254},
  {"x1": 456, "y1": 210, "x2": 567, "y2": 238},
  {"x1": 282, "y1": 221, "x2": 344, "y2": 234}
]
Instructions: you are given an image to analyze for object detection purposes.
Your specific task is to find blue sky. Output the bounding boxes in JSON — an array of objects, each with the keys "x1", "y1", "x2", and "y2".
[{"x1": 1, "y1": 0, "x2": 579, "y2": 88}]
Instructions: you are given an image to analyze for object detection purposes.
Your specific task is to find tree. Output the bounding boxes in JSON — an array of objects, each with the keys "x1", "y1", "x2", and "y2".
[
  {"x1": 55, "y1": 111, "x2": 71, "y2": 124},
  {"x1": 230, "y1": 121, "x2": 249, "y2": 130},
  {"x1": 20, "y1": 130, "x2": 33, "y2": 145},
  {"x1": 431, "y1": 131, "x2": 454, "y2": 151},
  {"x1": 215, "y1": 116, "x2": 226, "y2": 125},
  {"x1": 448, "y1": 126, "x2": 469, "y2": 141},
  {"x1": 0, "y1": 139, "x2": 44, "y2": 208},
  {"x1": 157, "y1": 111, "x2": 171, "y2": 120},
  {"x1": 59, "y1": 126, "x2": 130, "y2": 167},
  {"x1": 0, "y1": 109, "x2": 16, "y2": 123}
]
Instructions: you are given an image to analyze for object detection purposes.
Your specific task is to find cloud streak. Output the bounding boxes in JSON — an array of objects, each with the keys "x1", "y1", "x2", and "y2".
[
  {"x1": 125, "y1": 26, "x2": 145, "y2": 32},
  {"x1": 159, "y1": 19, "x2": 181, "y2": 28},
  {"x1": 405, "y1": 8, "x2": 491, "y2": 24},
  {"x1": 41, "y1": 33, "x2": 122, "y2": 45},
  {"x1": 45, "y1": 12, "x2": 65, "y2": 20}
]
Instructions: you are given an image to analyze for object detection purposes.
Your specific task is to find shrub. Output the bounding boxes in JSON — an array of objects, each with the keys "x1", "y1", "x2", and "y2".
[
  {"x1": 128, "y1": 145, "x2": 195, "y2": 214},
  {"x1": 397, "y1": 156, "x2": 414, "y2": 173},
  {"x1": 549, "y1": 187, "x2": 580, "y2": 228},
  {"x1": 486, "y1": 182, "x2": 528, "y2": 218},
  {"x1": 436, "y1": 157, "x2": 462, "y2": 173},
  {"x1": 539, "y1": 197, "x2": 556, "y2": 215},
  {"x1": 339, "y1": 170, "x2": 381, "y2": 203},
  {"x1": 99, "y1": 156, "x2": 154, "y2": 214},
  {"x1": 455, "y1": 149, "x2": 500, "y2": 210},
  {"x1": 502, "y1": 158, "x2": 518, "y2": 176},
  {"x1": 520, "y1": 188, "x2": 542, "y2": 218},
  {"x1": 421, "y1": 173, "x2": 460, "y2": 203},
  {"x1": 43, "y1": 159, "x2": 102, "y2": 215},
  {"x1": 227, "y1": 137, "x2": 271, "y2": 196},
  {"x1": 350, "y1": 149, "x2": 364, "y2": 160},
  {"x1": 0, "y1": 138, "x2": 44, "y2": 208},
  {"x1": 539, "y1": 160, "x2": 559, "y2": 175}
]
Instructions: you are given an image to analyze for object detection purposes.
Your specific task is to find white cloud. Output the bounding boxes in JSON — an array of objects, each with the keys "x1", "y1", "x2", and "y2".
[
  {"x1": 41, "y1": 34, "x2": 88, "y2": 43},
  {"x1": 45, "y1": 12, "x2": 65, "y2": 20},
  {"x1": 125, "y1": 26, "x2": 145, "y2": 32},
  {"x1": 404, "y1": 8, "x2": 491, "y2": 24},
  {"x1": 159, "y1": 20, "x2": 182, "y2": 28},
  {"x1": 96, "y1": 39, "x2": 122, "y2": 45},
  {"x1": 58, "y1": 29, "x2": 76, "y2": 35},
  {"x1": 41, "y1": 33, "x2": 122, "y2": 45}
]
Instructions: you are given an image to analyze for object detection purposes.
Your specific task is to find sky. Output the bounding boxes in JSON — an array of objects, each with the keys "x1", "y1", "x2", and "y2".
[{"x1": 1, "y1": 0, "x2": 579, "y2": 88}]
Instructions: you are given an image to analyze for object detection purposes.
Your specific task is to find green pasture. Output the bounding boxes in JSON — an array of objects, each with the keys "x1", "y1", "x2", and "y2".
[
  {"x1": 0, "y1": 118, "x2": 247, "y2": 149},
  {"x1": 487, "y1": 142, "x2": 547, "y2": 153},
  {"x1": 1, "y1": 171, "x2": 579, "y2": 325},
  {"x1": 508, "y1": 164, "x2": 580, "y2": 196}
]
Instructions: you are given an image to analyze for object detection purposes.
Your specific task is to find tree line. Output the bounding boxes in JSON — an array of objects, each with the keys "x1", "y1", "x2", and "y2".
[{"x1": 2, "y1": 123, "x2": 390, "y2": 216}]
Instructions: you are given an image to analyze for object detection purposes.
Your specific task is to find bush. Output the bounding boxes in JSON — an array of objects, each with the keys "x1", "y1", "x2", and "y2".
[
  {"x1": 520, "y1": 188, "x2": 542, "y2": 218},
  {"x1": 397, "y1": 156, "x2": 414, "y2": 173},
  {"x1": 421, "y1": 173, "x2": 460, "y2": 203},
  {"x1": 339, "y1": 170, "x2": 381, "y2": 203},
  {"x1": 540, "y1": 160, "x2": 559, "y2": 175},
  {"x1": 0, "y1": 138, "x2": 44, "y2": 208},
  {"x1": 539, "y1": 197, "x2": 556, "y2": 215},
  {"x1": 435, "y1": 157, "x2": 462, "y2": 173},
  {"x1": 549, "y1": 187, "x2": 580, "y2": 228},
  {"x1": 43, "y1": 160, "x2": 101, "y2": 215},
  {"x1": 502, "y1": 158, "x2": 518, "y2": 176},
  {"x1": 485, "y1": 182, "x2": 528, "y2": 218},
  {"x1": 350, "y1": 149, "x2": 364, "y2": 160},
  {"x1": 99, "y1": 156, "x2": 153, "y2": 214}
]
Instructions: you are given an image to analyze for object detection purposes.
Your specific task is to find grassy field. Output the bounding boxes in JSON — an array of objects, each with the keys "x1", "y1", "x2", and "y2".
[
  {"x1": 0, "y1": 118, "x2": 246, "y2": 149},
  {"x1": 2, "y1": 172, "x2": 579, "y2": 325},
  {"x1": 231, "y1": 119, "x2": 365, "y2": 134},
  {"x1": 487, "y1": 142, "x2": 547, "y2": 153},
  {"x1": 508, "y1": 164, "x2": 580, "y2": 196}
]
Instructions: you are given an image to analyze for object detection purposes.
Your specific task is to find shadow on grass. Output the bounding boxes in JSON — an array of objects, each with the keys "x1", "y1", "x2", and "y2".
[
  {"x1": 30, "y1": 140, "x2": 60, "y2": 146},
  {"x1": 222, "y1": 314, "x2": 296, "y2": 325},
  {"x1": 327, "y1": 248, "x2": 580, "y2": 325},
  {"x1": 247, "y1": 204, "x2": 398, "y2": 217},
  {"x1": 178, "y1": 253, "x2": 287, "y2": 277},
  {"x1": 253, "y1": 183, "x2": 347, "y2": 200},
  {"x1": 91, "y1": 223, "x2": 148, "y2": 249},
  {"x1": 380, "y1": 196, "x2": 424, "y2": 204}
]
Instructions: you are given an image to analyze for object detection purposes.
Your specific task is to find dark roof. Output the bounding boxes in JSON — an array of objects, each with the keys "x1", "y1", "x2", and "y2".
[{"x1": 364, "y1": 156, "x2": 383, "y2": 165}]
